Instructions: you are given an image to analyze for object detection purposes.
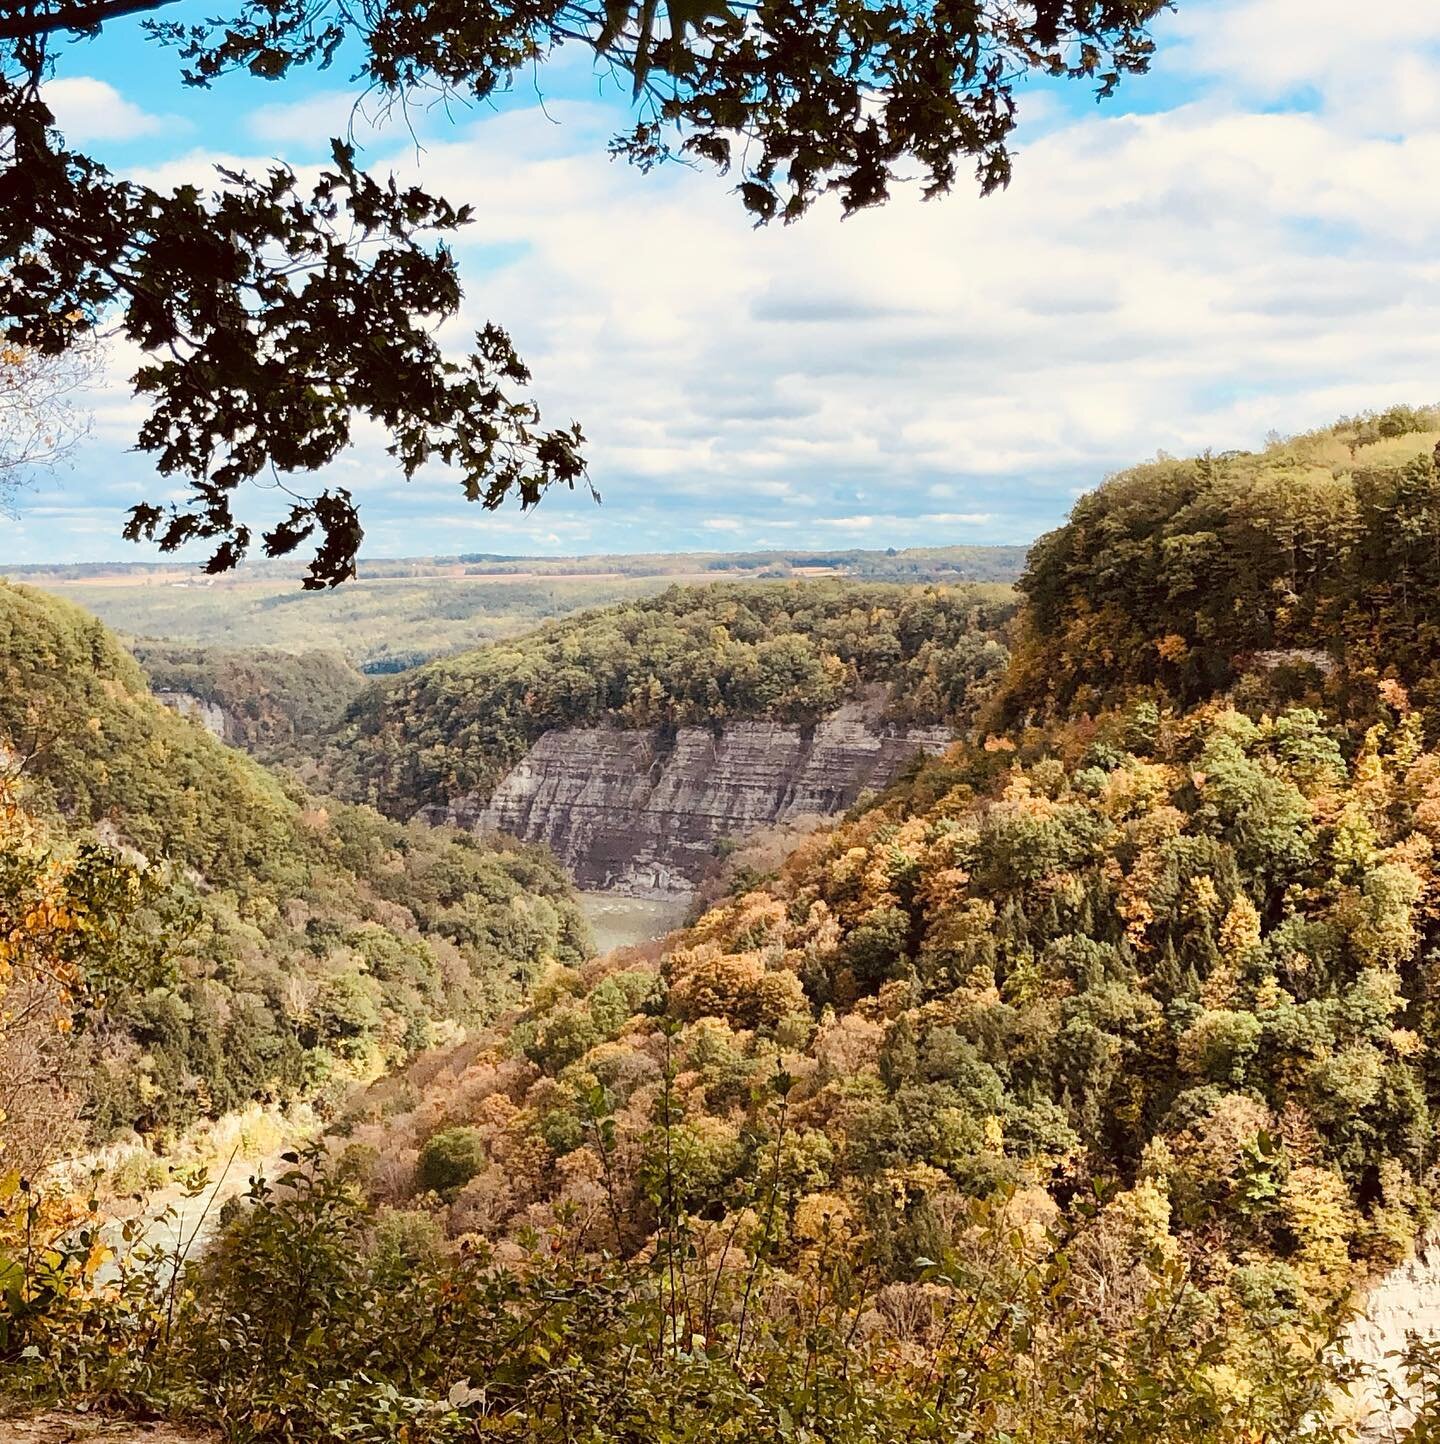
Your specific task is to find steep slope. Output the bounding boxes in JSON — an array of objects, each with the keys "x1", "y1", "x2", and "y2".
[
  {"x1": 328, "y1": 580, "x2": 1013, "y2": 817},
  {"x1": 0, "y1": 582, "x2": 589, "y2": 1149},
  {"x1": 445, "y1": 707, "x2": 954, "y2": 892},
  {"x1": 325, "y1": 580, "x2": 1014, "y2": 888},
  {"x1": 369, "y1": 414, "x2": 1440, "y2": 1344},
  {"x1": 385, "y1": 702, "x2": 1438, "y2": 1307},
  {"x1": 1001, "y1": 404, "x2": 1440, "y2": 723},
  {"x1": 132, "y1": 643, "x2": 365, "y2": 757}
]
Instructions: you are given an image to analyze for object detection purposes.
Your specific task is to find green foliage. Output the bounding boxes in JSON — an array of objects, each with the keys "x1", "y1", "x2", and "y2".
[
  {"x1": 416, "y1": 1128, "x2": 487, "y2": 1195},
  {"x1": 132, "y1": 643, "x2": 364, "y2": 757},
  {"x1": 1002, "y1": 410, "x2": 1440, "y2": 721},
  {"x1": 329, "y1": 579, "x2": 1014, "y2": 816},
  {"x1": 0, "y1": 581, "x2": 589, "y2": 1145},
  {"x1": 1, "y1": 1148, "x2": 1356, "y2": 1444}
]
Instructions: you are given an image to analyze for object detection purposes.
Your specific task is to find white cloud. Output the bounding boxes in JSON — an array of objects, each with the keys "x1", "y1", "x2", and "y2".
[
  {"x1": 1163, "y1": 0, "x2": 1440, "y2": 135},
  {"x1": 247, "y1": 91, "x2": 404, "y2": 150},
  {"x1": 44, "y1": 78, "x2": 173, "y2": 143},
  {"x1": 37, "y1": 3, "x2": 1440, "y2": 561}
]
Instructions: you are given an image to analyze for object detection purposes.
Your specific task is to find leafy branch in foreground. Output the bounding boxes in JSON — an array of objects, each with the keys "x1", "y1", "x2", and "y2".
[
  {"x1": 2, "y1": 80, "x2": 589, "y2": 586},
  {"x1": 0, "y1": 1147, "x2": 1357, "y2": 1444},
  {"x1": 2, "y1": 0, "x2": 1166, "y2": 582}
]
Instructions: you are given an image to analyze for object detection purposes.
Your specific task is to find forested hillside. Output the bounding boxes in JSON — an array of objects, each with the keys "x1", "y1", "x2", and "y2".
[
  {"x1": 130, "y1": 410, "x2": 1440, "y2": 1442},
  {"x1": 392, "y1": 698, "x2": 1434, "y2": 1299},
  {"x1": 327, "y1": 581, "x2": 1015, "y2": 818},
  {"x1": 0, "y1": 583, "x2": 589, "y2": 1154},
  {"x1": 19, "y1": 419, "x2": 1440, "y2": 1441},
  {"x1": 132, "y1": 643, "x2": 365, "y2": 757},
  {"x1": 1002, "y1": 405, "x2": 1440, "y2": 722},
  {"x1": 366, "y1": 416, "x2": 1440, "y2": 1317}
]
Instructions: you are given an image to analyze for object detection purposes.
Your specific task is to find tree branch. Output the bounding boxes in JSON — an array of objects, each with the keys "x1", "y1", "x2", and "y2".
[{"x1": 0, "y1": 0, "x2": 183, "y2": 43}]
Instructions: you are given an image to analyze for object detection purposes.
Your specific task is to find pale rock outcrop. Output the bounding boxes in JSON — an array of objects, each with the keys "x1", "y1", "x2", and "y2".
[
  {"x1": 1345, "y1": 1240, "x2": 1440, "y2": 1435},
  {"x1": 425, "y1": 704, "x2": 954, "y2": 895},
  {"x1": 154, "y1": 689, "x2": 232, "y2": 742}
]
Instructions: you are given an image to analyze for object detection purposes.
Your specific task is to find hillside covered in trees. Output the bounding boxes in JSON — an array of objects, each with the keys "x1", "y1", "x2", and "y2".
[
  {"x1": 209, "y1": 415, "x2": 1440, "y2": 1434},
  {"x1": 362, "y1": 412, "x2": 1440, "y2": 1296},
  {"x1": 326, "y1": 581, "x2": 1015, "y2": 818},
  {"x1": 132, "y1": 643, "x2": 366, "y2": 758},
  {"x1": 81, "y1": 409, "x2": 1440, "y2": 1442},
  {"x1": 1002, "y1": 405, "x2": 1440, "y2": 724},
  {"x1": 16, "y1": 416, "x2": 1440, "y2": 1441},
  {"x1": 0, "y1": 582, "x2": 589, "y2": 1157}
]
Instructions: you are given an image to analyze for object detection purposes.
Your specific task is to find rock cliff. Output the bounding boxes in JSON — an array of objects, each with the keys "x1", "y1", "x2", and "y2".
[
  {"x1": 154, "y1": 689, "x2": 233, "y2": 743},
  {"x1": 424, "y1": 705, "x2": 954, "y2": 895},
  {"x1": 1345, "y1": 1240, "x2": 1440, "y2": 1434}
]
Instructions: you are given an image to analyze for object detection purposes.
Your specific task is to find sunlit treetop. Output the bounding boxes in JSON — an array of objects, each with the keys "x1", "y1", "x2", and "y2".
[{"x1": 0, "y1": 0, "x2": 1168, "y2": 585}]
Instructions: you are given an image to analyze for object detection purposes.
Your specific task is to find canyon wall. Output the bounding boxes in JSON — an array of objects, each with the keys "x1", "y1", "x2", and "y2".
[
  {"x1": 154, "y1": 689, "x2": 233, "y2": 743},
  {"x1": 424, "y1": 704, "x2": 954, "y2": 895}
]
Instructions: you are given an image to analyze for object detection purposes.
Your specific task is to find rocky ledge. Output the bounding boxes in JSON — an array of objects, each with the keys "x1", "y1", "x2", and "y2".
[
  {"x1": 424, "y1": 704, "x2": 954, "y2": 895},
  {"x1": 154, "y1": 689, "x2": 232, "y2": 743}
]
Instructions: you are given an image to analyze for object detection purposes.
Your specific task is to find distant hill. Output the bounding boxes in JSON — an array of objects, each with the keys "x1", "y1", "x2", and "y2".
[
  {"x1": 131, "y1": 643, "x2": 366, "y2": 759},
  {"x1": 321, "y1": 579, "x2": 1017, "y2": 821},
  {"x1": 1000, "y1": 404, "x2": 1440, "y2": 724},
  {"x1": 5, "y1": 544, "x2": 1028, "y2": 672},
  {"x1": 5, "y1": 542, "x2": 1028, "y2": 587}
]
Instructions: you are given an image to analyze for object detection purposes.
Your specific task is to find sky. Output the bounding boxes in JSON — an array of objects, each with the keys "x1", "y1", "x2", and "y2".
[{"x1": 7, "y1": 0, "x2": 1440, "y2": 565}]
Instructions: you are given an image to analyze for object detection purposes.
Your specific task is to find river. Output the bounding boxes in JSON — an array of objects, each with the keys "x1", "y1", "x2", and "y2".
[{"x1": 578, "y1": 890, "x2": 693, "y2": 954}]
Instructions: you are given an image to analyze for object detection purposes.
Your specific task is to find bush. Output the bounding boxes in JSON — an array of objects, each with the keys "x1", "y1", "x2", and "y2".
[{"x1": 416, "y1": 1127, "x2": 487, "y2": 1194}]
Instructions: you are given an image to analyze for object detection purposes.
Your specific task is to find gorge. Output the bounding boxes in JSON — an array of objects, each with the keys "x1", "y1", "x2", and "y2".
[{"x1": 423, "y1": 705, "x2": 956, "y2": 895}]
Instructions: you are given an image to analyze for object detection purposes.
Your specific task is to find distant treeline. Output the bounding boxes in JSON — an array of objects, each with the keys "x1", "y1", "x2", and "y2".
[
  {"x1": 7, "y1": 542, "x2": 1027, "y2": 586},
  {"x1": 444, "y1": 544, "x2": 1029, "y2": 582}
]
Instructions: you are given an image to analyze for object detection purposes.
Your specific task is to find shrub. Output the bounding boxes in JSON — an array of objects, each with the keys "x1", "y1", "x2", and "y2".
[{"x1": 416, "y1": 1127, "x2": 487, "y2": 1194}]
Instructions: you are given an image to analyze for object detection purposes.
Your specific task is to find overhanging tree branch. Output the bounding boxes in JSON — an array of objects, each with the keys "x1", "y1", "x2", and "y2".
[
  {"x1": 0, "y1": 0, "x2": 181, "y2": 42},
  {"x1": 1, "y1": 0, "x2": 1169, "y2": 584}
]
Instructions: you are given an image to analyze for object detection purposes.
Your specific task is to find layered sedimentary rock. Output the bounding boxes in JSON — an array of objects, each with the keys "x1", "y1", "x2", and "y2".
[{"x1": 426, "y1": 705, "x2": 954, "y2": 895}]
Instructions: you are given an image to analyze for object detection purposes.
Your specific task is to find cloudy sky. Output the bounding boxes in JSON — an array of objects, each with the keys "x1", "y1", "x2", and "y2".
[{"x1": 7, "y1": 0, "x2": 1440, "y2": 564}]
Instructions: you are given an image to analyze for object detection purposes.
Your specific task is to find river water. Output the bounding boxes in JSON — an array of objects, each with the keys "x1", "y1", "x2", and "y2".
[{"x1": 578, "y1": 891, "x2": 693, "y2": 954}]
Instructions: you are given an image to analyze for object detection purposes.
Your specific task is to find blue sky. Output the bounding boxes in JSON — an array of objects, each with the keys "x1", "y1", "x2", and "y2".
[{"x1": 8, "y1": 0, "x2": 1440, "y2": 564}]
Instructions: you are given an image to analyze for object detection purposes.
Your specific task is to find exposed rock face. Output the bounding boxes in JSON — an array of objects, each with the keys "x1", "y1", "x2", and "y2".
[
  {"x1": 1247, "y1": 647, "x2": 1337, "y2": 676},
  {"x1": 1345, "y1": 1239, "x2": 1440, "y2": 1434},
  {"x1": 426, "y1": 705, "x2": 954, "y2": 895},
  {"x1": 155, "y1": 689, "x2": 232, "y2": 742}
]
